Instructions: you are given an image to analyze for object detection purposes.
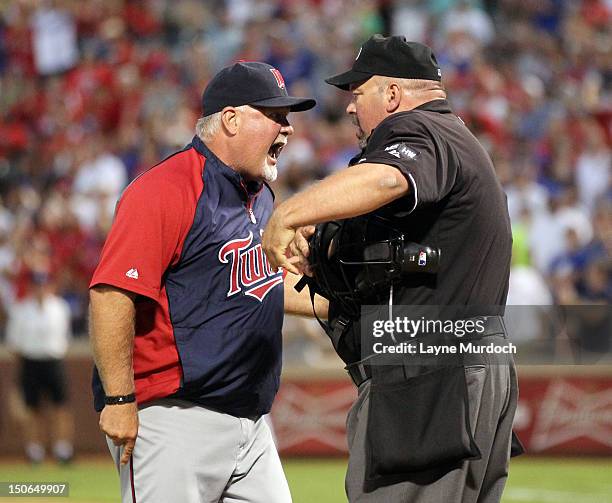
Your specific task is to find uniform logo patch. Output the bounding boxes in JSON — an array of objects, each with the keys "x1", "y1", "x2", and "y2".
[
  {"x1": 125, "y1": 268, "x2": 139, "y2": 279},
  {"x1": 384, "y1": 143, "x2": 418, "y2": 160},
  {"x1": 418, "y1": 251, "x2": 427, "y2": 266},
  {"x1": 218, "y1": 232, "x2": 283, "y2": 302},
  {"x1": 269, "y1": 68, "x2": 286, "y2": 89}
]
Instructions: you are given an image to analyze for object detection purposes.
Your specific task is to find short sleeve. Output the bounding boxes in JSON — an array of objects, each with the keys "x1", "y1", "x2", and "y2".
[
  {"x1": 90, "y1": 178, "x2": 187, "y2": 300},
  {"x1": 358, "y1": 113, "x2": 457, "y2": 214}
]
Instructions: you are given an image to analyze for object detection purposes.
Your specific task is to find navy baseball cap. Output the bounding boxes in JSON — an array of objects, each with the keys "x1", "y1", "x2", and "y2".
[
  {"x1": 326, "y1": 35, "x2": 442, "y2": 90},
  {"x1": 202, "y1": 61, "x2": 316, "y2": 117}
]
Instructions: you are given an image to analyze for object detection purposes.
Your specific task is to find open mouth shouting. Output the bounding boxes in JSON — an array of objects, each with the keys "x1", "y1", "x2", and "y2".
[{"x1": 267, "y1": 139, "x2": 286, "y2": 164}]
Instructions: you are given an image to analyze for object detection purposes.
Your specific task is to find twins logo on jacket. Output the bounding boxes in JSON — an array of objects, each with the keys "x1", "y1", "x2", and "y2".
[{"x1": 219, "y1": 231, "x2": 283, "y2": 302}]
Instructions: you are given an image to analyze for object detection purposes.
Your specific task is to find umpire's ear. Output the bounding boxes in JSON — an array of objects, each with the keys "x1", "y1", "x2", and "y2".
[
  {"x1": 221, "y1": 106, "x2": 240, "y2": 135},
  {"x1": 385, "y1": 81, "x2": 402, "y2": 113}
]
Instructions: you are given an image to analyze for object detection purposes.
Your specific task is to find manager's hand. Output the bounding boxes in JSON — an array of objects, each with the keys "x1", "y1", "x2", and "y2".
[{"x1": 99, "y1": 403, "x2": 139, "y2": 465}]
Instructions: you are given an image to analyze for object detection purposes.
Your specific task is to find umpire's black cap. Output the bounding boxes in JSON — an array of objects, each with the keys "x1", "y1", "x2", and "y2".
[
  {"x1": 326, "y1": 35, "x2": 442, "y2": 90},
  {"x1": 202, "y1": 61, "x2": 316, "y2": 117}
]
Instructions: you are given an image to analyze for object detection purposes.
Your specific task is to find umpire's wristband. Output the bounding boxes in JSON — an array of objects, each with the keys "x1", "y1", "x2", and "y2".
[{"x1": 104, "y1": 393, "x2": 136, "y2": 405}]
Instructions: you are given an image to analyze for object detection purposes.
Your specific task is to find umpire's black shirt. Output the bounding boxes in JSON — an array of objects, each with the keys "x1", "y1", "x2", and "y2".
[{"x1": 332, "y1": 99, "x2": 512, "y2": 363}]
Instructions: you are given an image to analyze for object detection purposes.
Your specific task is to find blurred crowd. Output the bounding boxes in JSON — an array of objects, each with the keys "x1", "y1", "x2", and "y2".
[{"x1": 0, "y1": 0, "x2": 610, "y2": 344}]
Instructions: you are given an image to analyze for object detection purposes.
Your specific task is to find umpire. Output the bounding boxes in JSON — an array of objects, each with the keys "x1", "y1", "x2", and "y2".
[{"x1": 263, "y1": 35, "x2": 519, "y2": 502}]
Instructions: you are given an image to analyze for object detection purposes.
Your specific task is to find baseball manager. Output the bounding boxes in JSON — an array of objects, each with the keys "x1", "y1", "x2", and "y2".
[{"x1": 89, "y1": 62, "x2": 317, "y2": 503}]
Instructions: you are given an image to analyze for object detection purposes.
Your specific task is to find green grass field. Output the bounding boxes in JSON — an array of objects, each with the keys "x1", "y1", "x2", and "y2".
[{"x1": 0, "y1": 457, "x2": 611, "y2": 502}]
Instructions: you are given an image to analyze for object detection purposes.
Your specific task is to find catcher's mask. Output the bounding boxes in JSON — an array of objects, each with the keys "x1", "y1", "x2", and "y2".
[{"x1": 307, "y1": 216, "x2": 440, "y2": 318}]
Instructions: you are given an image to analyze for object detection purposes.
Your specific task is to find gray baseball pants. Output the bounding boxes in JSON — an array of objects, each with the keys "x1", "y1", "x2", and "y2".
[
  {"x1": 345, "y1": 342, "x2": 518, "y2": 502},
  {"x1": 106, "y1": 398, "x2": 292, "y2": 503}
]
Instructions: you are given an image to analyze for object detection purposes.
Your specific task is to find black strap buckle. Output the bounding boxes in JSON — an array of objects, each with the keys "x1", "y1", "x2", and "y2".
[
  {"x1": 345, "y1": 354, "x2": 377, "y2": 387},
  {"x1": 328, "y1": 315, "x2": 350, "y2": 351}
]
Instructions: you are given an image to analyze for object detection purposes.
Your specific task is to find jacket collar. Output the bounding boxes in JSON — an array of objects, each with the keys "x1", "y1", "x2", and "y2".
[
  {"x1": 412, "y1": 98, "x2": 453, "y2": 114},
  {"x1": 190, "y1": 135, "x2": 263, "y2": 196}
]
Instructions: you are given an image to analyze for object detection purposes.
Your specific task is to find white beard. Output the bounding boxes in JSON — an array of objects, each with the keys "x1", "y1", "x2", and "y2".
[{"x1": 263, "y1": 163, "x2": 278, "y2": 183}]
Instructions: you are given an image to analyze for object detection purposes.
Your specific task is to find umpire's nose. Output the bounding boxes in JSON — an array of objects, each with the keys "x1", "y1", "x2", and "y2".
[{"x1": 346, "y1": 101, "x2": 356, "y2": 115}]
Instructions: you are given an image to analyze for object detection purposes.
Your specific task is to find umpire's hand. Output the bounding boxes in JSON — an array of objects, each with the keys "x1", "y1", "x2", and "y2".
[
  {"x1": 99, "y1": 403, "x2": 139, "y2": 465},
  {"x1": 263, "y1": 212, "x2": 300, "y2": 274},
  {"x1": 289, "y1": 226, "x2": 316, "y2": 276}
]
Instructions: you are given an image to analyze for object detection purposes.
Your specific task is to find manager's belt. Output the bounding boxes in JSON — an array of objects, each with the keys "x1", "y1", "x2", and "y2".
[{"x1": 345, "y1": 315, "x2": 507, "y2": 387}]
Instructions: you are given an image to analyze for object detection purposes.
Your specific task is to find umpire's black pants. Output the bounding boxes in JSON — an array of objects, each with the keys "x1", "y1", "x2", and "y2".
[{"x1": 345, "y1": 338, "x2": 519, "y2": 503}]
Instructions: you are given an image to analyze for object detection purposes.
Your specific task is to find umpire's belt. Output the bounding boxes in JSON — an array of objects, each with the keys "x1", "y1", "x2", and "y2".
[{"x1": 345, "y1": 315, "x2": 507, "y2": 387}]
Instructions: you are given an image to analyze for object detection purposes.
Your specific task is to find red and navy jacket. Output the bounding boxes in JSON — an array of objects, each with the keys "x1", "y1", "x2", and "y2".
[{"x1": 90, "y1": 136, "x2": 285, "y2": 417}]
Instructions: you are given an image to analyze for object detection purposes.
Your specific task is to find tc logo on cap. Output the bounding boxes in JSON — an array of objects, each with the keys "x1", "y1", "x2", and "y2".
[
  {"x1": 269, "y1": 68, "x2": 285, "y2": 89},
  {"x1": 355, "y1": 47, "x2": 362, "y2": 60}
]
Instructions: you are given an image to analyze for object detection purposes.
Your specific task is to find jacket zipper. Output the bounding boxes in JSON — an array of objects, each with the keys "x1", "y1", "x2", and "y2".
[
  {"x1": 246, "y1": 198, "x2": 256, "y2": 224},
  {"x1": 240, "y1": 182, "x2": 257, "y2": 224}
]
